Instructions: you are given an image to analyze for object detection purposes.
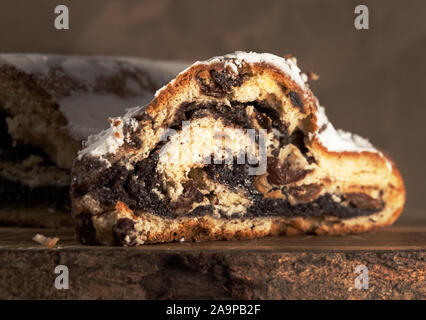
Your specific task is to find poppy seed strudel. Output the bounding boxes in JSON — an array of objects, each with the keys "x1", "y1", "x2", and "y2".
[{"x1": 70, "y1": 52, "x2": 405, "y2": 245}]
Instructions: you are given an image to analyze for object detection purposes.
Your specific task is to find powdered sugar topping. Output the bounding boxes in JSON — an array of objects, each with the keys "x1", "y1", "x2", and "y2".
[
  {"x1": 80, "y1": 109, "x2": 140, "y2": 166},
  {"x1": 313, "y1": 106, "x2": 376, "y2": 152},
  {"x1": 311, "y1": 106, "x2": 392, "y2": 171}
]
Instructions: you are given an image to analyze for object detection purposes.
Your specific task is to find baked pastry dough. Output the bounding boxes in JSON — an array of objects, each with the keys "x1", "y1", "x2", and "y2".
[{"x1": 70, "y1": 52, "x2": 405, "y2": 245}]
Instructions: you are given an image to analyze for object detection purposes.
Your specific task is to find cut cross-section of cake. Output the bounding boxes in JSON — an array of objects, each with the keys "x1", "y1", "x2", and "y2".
[{"x1": 70, "y1": 52, "x2": 405, "y2": 245}]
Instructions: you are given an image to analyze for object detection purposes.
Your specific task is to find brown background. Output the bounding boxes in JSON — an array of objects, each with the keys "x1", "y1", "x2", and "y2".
[{"x1": 0, "y1": 0, "x2": 424, "y2": 220}]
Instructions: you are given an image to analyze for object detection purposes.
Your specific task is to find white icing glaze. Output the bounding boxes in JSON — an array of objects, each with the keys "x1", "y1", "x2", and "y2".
[
  {"x1": 311, "y1": 106, "x2": 392, "y2": 171},
  {"x1": 0, "y1": 54, "x2": 50, "y2": 75},
  {"x1": 80, "y1": 107, "x2": 141, "y2": 165},
  {"x1": 313, "y1": 106, "x2": 377, "y2": 152},
  {"x1": 0, "y1": 54, "x2": 187, "y2": 86}
]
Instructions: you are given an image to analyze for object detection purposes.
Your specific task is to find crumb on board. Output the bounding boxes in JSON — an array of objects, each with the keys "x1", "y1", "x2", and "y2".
[{"x1": 32, "y1": 234, "x2": 59, "y2": 248}]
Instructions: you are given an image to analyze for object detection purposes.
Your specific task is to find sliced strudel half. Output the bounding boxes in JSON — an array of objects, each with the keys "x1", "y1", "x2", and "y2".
[{"x1": 70, "y1": 52, "x2": 405, "y2": 245}]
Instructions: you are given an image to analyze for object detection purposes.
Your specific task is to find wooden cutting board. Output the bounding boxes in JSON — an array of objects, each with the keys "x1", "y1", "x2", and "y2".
[{"x1": 0, "y1": 217, "x2": 425, "y2": 299}]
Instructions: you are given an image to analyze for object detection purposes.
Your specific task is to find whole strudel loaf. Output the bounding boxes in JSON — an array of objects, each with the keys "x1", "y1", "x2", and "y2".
[{"x1": 0, "y1": 54, "x2": 186, "y2": 227}]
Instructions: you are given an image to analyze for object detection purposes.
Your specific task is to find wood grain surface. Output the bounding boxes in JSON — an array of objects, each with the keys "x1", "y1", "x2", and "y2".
[
  {"x1": 0, "y1": 225, "x2": 425, "y2": 251},
  {"x1": 0, "y1": 222, "x2": 424, "y2": 299}
]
